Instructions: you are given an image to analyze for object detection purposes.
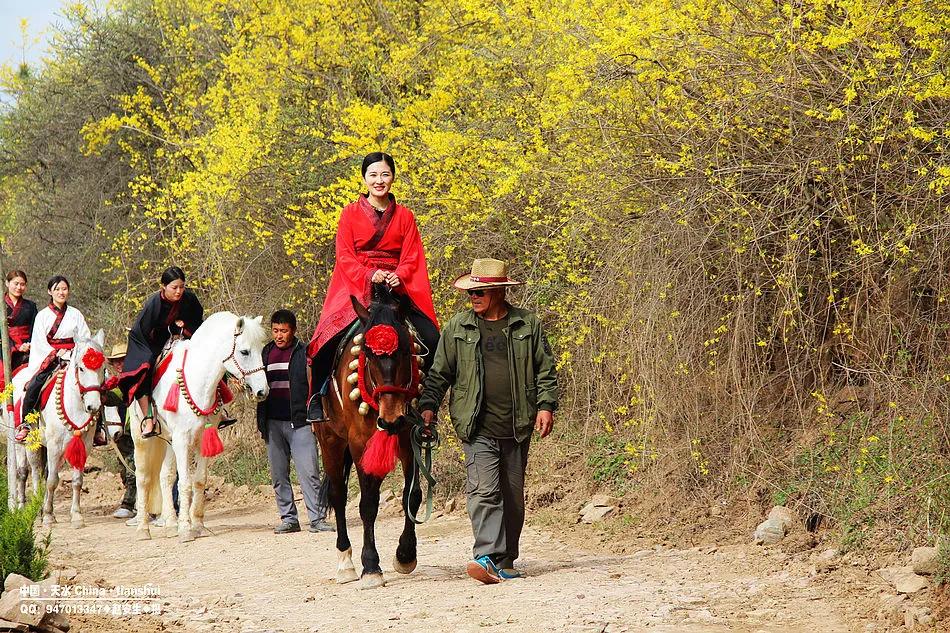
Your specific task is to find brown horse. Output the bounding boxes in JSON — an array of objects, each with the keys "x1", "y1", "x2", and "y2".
[{"x1": 316, "y1": 283, "x2": 425, "y2": 589}]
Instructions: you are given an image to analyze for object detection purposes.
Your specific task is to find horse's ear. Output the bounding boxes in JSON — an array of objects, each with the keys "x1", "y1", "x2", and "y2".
[
  {"x1": 351, "y1": 295, "x2": 370, "y2": 325},
  {"x1": 93, "y1": 329, "x2": 105, "y2": 347},
  {"x1": 234, "y1": 316, "x2": 245, "y2": 336},
  {"x1": 254, "y1": 315, "x2": 263, "y2": 324}
]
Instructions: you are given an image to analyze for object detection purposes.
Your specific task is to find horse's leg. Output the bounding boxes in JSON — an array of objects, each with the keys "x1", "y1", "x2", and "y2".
[
  {"x1": 159, "y1": 443, "x2": 179, "y2": 536},
  {"x1": 42, "y1": 445, "x2": 61, "y2": 526},
  {"x1": 356, "y1": 468, "x2": 384, "y2": 589},
  {"x1": 28, "y1": 446, "x2": 42, "y2": 501},
  {"x1": 69, "y1": 461, "x2": 84, "y2": 528},
  {"x1": 133, "y1": 432, "x2": 154, "y2": 540},
  {"x1": 171, "y1": 430, "x2": 195, "y2": 542},
  {"x1": 394, "y1": 451, "x2": 422, "y2": 574},
  {"x1": 322, "y1": 433, "x2": 356, "y2": 584},
  {"x1": 191, "y1": 454, "x2": 208, "y2": 537},
  {"x1": 14, "y1": 443, "x2": 29, "y2": 509}
]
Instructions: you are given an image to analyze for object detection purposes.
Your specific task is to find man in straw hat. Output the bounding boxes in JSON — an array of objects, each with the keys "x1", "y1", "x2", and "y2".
[
  {"x1": 103, "y1": 341, "x2": 137, "y2": 519},
  {"x1": 419, "y1": 258, "x2": 558, "y2": 584}
]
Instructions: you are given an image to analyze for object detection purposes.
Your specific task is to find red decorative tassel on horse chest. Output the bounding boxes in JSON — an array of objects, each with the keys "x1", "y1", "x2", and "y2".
[
  {"x1": 63, "y1": 432, "x2": 88, "y2": 470},
  {"x1": 361, "y1": 429, "x2": 400, "y2": 478},
  {"x1": 201, "y1": 423, "x2": 224, "y2": 457},
  {"x1": 164, "y1": 382, "x2": 181, "y2": 412}
]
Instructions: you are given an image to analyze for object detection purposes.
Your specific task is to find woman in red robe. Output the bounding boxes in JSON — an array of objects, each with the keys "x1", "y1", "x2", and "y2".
[
  {"x1": 1, "y1": 270, "x2": 38, "y2": 389},
  {"x1": 307, "y1": 152, "x2": 439, "y2": 422}
]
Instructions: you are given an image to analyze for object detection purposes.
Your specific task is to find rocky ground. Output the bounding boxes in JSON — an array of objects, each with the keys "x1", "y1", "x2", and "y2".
[{"x1": 0, "y1": 468, "x2": 943, "y2": 632}]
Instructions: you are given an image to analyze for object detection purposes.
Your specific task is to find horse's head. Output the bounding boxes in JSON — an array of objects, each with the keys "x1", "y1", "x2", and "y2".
[
  {"x1": 72, "y1": 330, "x2": 107, "y2": 414},
  {"x1": 351, "y1": 283, "x2": 418, "y2": 429},
  {"x1": 223, "y1": 314, "x2": 270, "y2": 401}
]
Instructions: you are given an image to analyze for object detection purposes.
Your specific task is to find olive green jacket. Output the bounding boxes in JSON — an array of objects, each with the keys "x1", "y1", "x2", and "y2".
[{"x1": 418, "y1": 305, "x2": 558, "y2": 443}]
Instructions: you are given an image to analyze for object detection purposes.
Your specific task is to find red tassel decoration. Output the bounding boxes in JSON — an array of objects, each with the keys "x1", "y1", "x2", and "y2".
[
  {"x1": 361, "y1": 429, "x2": 400, "y2": 478},
  {"x1": 63, "y1": 432, "x2": 87, "y2": 470},
  {"x1": 218, "y1": 379, "x2": 235, "y2": 405},
  {"x1": 164, "y1": 382, "x2": 181, "y2": 412},
  {"x1": 201, "y1": 423, "x2": 224, "y2": 457}
]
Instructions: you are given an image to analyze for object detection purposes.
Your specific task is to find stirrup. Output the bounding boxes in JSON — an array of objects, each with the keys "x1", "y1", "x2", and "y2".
[
  {"x1": 306, "y1": 394, "x2": 327, "y2": 424},
  {"x1": 140, "y1": 415, "x2": 161, "y2": 439}
]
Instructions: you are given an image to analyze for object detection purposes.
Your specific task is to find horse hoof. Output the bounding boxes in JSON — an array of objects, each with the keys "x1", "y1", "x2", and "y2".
[
  {"x1": 42, "y1": 516, "x2": 56, "y2": 527},
  {"x1": 70, "y1": 519, "x2": 84, "y2": 529},
  {"x1": 136, "y1": 530, "x2": 151, "y2": 541},
  {"x1": 358, "y1": 573, "x2": 385, "y2": 590},
  {"x1": 392, "y1": 557, "x2": 417, "y2": 575},
  {"x1": 336, "y1": 568, "x2": 359, "y2": 584},
  {"x1": 179, "y1": 529, "x2": 196, "y2": 543}
]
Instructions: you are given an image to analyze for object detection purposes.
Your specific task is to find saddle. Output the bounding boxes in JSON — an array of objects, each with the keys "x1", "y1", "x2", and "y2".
[
  {"x1": 13, "y1": 366, "x2": 63, "y2": 427},
  {"x1": 152, "y1": 348, "x2": 176, "y2": 388}
]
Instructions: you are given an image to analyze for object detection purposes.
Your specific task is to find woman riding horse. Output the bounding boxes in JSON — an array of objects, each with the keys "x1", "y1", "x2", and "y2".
[
  {"x1": 2, "y1": 270, "x2": 37, "y2": 388},
  {"x1": 16, "y1": 275, "x2": 91, "y2": 442},
  {"x1": 119, "y1": 266, "x2": 203, "y2": 438},
  {"x1": 307, "y1": 152, "x2": 439, "y2": 422}
]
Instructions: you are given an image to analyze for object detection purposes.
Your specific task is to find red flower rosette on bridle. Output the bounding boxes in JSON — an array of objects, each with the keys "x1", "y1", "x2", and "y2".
[
  {"x1": 82, "y1": 348, "x2": 105, "y2": 371},
  {"x1": 365, "y1": 325, "x2": 399, "y2": 356}
]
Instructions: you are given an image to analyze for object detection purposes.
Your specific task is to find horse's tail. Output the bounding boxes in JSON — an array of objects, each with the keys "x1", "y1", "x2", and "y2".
[{"x1": 146, "y1": 473, "x2": 162, "y2": 516}]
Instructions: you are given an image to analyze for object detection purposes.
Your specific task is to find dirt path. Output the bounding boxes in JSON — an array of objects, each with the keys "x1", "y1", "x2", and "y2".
[{"x1": 42, "y1": 471, "x2": 883, "y2": 633}]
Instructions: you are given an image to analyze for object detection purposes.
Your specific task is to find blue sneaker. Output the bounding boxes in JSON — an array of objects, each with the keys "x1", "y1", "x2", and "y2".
[
  {"x1": 466, "y1": 555, "x2": 501, "y2": 584},
  {"x1": 498, "y1": 567, "x2": 524, "y2": 580}
]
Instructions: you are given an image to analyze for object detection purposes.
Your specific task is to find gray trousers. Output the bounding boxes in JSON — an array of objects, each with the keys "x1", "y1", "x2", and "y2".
[
  {"x1": 266, "y1": 419, "x2": 329, "y2": 524},
  {"x1": 462, "y1": 435, "x2": 531, "y2": 569}
]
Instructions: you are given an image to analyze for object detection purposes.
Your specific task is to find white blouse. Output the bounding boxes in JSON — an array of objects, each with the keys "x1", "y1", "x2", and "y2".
[{"x1": 27, "y1": 304, "x2": 92, "y2": 372}]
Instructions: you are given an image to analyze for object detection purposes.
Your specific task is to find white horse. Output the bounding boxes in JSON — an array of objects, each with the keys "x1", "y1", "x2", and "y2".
[
  {"x1": 132, "y1": 312, "x2": 269, "y2": 542},
  {"x1": 9, "y1": 332, "x2": 106, "y2": 527}
]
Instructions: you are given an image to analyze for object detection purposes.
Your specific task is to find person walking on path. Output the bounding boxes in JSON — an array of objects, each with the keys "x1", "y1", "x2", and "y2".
[
  {"x1": 418, "y1": 258, "x2": 558, "y2": 584},
  {"x1": 102, "y1": 342, "x2": 136, "y2": 519},
  {"x1": 258, "y1": 309, "x2": 333, "y2": 534}
]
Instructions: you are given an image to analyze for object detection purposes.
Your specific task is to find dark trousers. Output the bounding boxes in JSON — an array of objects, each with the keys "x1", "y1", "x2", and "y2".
[
  {"x1": 22, "y1": 361, "x2": 59, "y2": 416},
  {"x1": 462, "y1": 435, "x2": 531, "y2": 569},
  {"x1": 116, "y1": 433, "x2": 137, "y2": 510}
]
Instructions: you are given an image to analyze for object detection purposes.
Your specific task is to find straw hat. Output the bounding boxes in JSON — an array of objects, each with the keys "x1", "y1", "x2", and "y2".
[
  {"x1": 453, "y1": 258, "x2": 523, "y2": 291},
  {"x1": 106, "y1": 342, "x2": 128, "y2": 360}
]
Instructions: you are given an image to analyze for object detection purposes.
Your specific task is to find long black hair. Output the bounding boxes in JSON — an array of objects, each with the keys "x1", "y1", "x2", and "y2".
[
  {"x1": 361, "y1": 152, "x2": 396, "y2": 178},
  {"x1": 160, "y1": 266, "x2": 186, "y2": 286},
  {"x1": 47, "y1": 275, "x2": 70, "y2": 291}
]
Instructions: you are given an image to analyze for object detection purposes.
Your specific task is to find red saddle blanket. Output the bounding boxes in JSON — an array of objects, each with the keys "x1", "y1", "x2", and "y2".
[
  {"x1": 0, "y1": 363, "x2": 26, "y2": 391},
  {"x1": 153, "y1": 352, "x2": 175, "y2": 387},
  {"x1": 12, "y1": 369, "x2": 61, "y2": 427}
]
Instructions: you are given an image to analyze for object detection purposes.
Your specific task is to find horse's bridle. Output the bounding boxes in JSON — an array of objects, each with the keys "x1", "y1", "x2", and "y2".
[
  {"x1": 357, "y1": 323, "x2": 421, "y2": 414},
  {"x1": 221, "y1": 331, "x2": 265, "y2": 386}
]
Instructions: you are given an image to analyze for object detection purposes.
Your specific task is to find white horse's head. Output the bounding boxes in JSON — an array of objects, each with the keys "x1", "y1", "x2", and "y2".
[
  {"x1": 71, "y1": 330, "x2": 107, "y2": 414},
  {"x1": 222, "y1": 314, "x2": 270, "y2": 401}
]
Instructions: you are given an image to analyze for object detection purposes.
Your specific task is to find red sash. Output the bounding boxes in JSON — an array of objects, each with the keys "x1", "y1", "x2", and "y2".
[
  {"x1": 46, "y1": 304, "x2": 73, "y2": 349},
  {"x1": 8, "y1": 325, "x2": 30, "y2": 345},
  {"x1": 361, "y1": 249, "x2": 400, "y2": 272},
  {"x1": 37, "y1": 304, "x2": 74, "y2": 373}
]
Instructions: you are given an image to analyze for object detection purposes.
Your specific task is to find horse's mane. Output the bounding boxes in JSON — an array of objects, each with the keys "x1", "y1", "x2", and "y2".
[
  {"x1": 198, "y1": 311, "x2": 268, "y2": 348},
  {"x1": 364, "y1": 283, "x2": 411, "y2": 355}
]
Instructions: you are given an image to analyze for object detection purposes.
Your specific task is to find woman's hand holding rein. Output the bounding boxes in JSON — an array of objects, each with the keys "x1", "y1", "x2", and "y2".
[{"x1": 372, "y1": 270, "x2": 401, "y2": 288}]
